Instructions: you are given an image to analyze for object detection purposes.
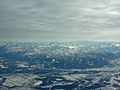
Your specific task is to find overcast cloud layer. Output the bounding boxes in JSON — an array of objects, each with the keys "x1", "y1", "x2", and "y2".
[{"x1": 0, "y1": 0, "x2": 120, "y2": 41}]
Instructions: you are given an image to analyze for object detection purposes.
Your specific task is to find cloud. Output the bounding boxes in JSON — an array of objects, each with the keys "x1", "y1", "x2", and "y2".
[{"x1": 0, "y1": 0, "x2": 120, "y2": 41}]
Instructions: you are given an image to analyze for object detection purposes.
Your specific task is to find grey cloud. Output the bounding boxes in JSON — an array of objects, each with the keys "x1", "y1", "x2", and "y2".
[{"x1": 0, "y1": 0, "x2": 120, "y2": 41}]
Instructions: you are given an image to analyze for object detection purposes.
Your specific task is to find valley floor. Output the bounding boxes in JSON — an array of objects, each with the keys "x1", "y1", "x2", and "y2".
[{"x1": 0, "y1": 68, "x2": 120, "y2": 90}]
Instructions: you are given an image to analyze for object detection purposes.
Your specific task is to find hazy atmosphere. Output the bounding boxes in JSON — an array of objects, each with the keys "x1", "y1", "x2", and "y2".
[{"x1": 0, "y1": 0, "x2": 120, "y2": 41}]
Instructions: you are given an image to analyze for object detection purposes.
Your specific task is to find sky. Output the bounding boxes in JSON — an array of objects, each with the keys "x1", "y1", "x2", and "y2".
[{"x1": 0, "y1": 0, "x2": 120, "y2": 41}]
